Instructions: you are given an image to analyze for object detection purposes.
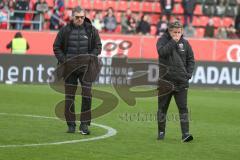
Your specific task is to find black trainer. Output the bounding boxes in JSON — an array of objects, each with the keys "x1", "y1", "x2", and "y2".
[
  {"x1": 182, "y1": 133, "x2": 193, "y2": 142},
  {"x1": 157, "y1": 132, "x2": 165, "y2": 140},
  {"x1": 66, "y1": 125, "x2": 76, "y2": 133},
  {"x1": 80, "y1": 124, "x2": 90, "y2": 135}
]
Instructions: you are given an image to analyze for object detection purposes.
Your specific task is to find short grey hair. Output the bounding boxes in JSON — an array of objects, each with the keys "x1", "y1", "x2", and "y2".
[
  {"x1": 168, "y1": 21, "x2": 183, "y2": 30},
  {"x1": 72, "y1": 6, "x2": 86, "y2": 15}
]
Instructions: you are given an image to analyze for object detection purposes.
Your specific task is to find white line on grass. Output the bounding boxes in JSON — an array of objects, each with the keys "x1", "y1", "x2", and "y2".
[{"x1": 0, "y1": 113, "x2": 117, "y2": 148}]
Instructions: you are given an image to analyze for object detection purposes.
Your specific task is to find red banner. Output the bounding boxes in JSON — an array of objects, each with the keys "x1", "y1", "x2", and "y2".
[
  {"x1": 215, "y1": 40, "x2": 240, "y2": 62},
  {"x1": 0, "y1": 30, "x2": 239, "y2": 62}
]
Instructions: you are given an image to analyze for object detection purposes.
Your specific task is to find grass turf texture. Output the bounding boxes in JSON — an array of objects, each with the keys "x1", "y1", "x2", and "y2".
[{"x1": 0, "y1": 84, "x2": 240, "y2": 160}]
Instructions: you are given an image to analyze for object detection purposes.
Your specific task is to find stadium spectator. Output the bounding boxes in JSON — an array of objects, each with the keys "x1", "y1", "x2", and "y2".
[
  {"x1": 0, "y1": 0, "x2": 5, "y2": 8},
  {"x1": 160, "y1": 0, "x2": 175, "y2": 22},
  {"x1": 32, "y1": 0, "x2": 49, "y2": 30},
  {"x1": 7, "y1": 0, "x2": 16, "y2": 29},
  {"x1": 92, "y1": 11, "x2": 104, "y2": 32},
  {"x1": 22, "y1": 0, "x2": 35, "y2": 30},
  {"x1": 49, "y1": 9, "x2": 61, "y2": 30},
  {"x1": 225, "y1": 0, "x2": 238, "y2": 17},
  {"x1": 215, "y1": 0, "x2": 227, "y2": 17},
  {"x1": 156, "y1": 21, "x2": 195, "y2": 142},
  {"x1": 137, "y1": 14, "x2": 151, "y2": 35},
  {"x1": 103, "y1": 7, "x2": 117, "y2": 32},
  {"x1": 226, "y1": 23, "x2": 238, "y2": 39},
  {"x1": 182, "y1": 0, "x2": 196, "y2": 27},
  {"x1": 53, "y1": 6, "x2": 102, "y2": 134},
  {"x1": 6, "y1": 31, "x2": 29, "y2": 54},
  {"x1": 156, "y1": 15, "x2": 168, "y2": 37},
  {"x1": 121, "y1": 9, "x2": 132, "y2": 34},
  {"x1": 54, "y1": 0, "x2": 64, "y2": 13},
  {"x1": 184, "y1": 23, "x2": 196, "y2": 37},
  {"x1": 52, "y1": 0, "x2": 65, "y2": 27},
  {"x1": 235, "y1": 6, "x2": 240, "y2": 37},
  {"x1": 14, "y1": 0, "x2": 30, "y2": 30},
  {"x1": 125, "y1": 8, "x2": 133, "y2": 20},
  {"x1": 202, "y1": 0, "x2": 216, "y2": 16},
  {"x1": 216, "y1": 25, "x2": 227, "y2": 39},
  {"x1": 0, "y1": 1, "x2": 8, "y2": 29},
  {"x1": 120, "y1": 12, "x2": 129, "y2": 34},
  {"x1": 128, "y1": 16, "x2": 137, "y2": 34},
  {"x1": 121, "y1": 9, "x2": 137, "y2": 34},
  {"x1": 204, "y1": 18, "x2": 215, "y2": 38}
]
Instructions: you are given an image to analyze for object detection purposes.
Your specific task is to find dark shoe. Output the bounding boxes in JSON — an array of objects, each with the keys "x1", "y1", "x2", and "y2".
[
  {"x1": 157, "y1": 132, "x2": 165, "y2": 140},
  {"x1": 80, "y1": 124, "x2": 90, "y2": 135},
  {"x1": 66, "y1": 125, "x2": 76, "y2": 133},
  {"x1": 182, "y1": 133, "x2": 193, "y2": 142}
]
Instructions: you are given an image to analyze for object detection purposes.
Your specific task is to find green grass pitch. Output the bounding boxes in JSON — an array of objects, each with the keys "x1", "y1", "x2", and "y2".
[{"x1": 0, "y1": 84, "x2": 240, "y2": 160}]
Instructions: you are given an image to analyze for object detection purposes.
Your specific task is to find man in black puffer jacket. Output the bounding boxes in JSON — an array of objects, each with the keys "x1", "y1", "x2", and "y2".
[
  {"x1": 53, "y1": 6, "x2": 102, "y2": 135},
  {"x1": 156, "y1": 21, "x2": 195, "y2": 142}
]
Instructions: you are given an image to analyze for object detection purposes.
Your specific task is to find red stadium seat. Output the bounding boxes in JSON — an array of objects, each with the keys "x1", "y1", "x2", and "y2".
[
  {"x1": 0, "y1": 22, "x2": 7, "y2": 29},
  {"x1": 169, "y1": 15, "x2": 184, "y2": 24},
  {"x1": 194, "y1": 4, "x2": 203, "y2": 15},
  {"x1": 80, "y1": 0, "x2": 92, "y2": 10},
  {"x1": 66, "y1": 0, "x2": 79, "y2": 9},
  {"x1": 45, "y1": 0, "x2": 54, "y2": 7},
  {"x1": 93, "y1": 0, "x2": 104, "y2": 10},
  {"x1": 44, "y1": 9, "x2": 52, "y2": 20},
  {"x1": 173, "y1": 4, "x2": 184, "y2": 14},
  {"x1": 63, "y1": 9, "x2": 72, "y2": 20},
  {"x1": 43, "y1": 21, "x2": 50, "y2": 30},
  {"x1": 223, "y1": 17, "x2": 234, "y2": 27},
  {"x1": 142, "y1": 1, "x2": 153, "y2": 12},
  {"x1": 30, "y1": 0, "x2": 36, "y2": 3},
  {"x1": 116, "y1": 12, "x2": 122, "y2": 23},
  {"x1": 129, "y1": 1, "x2": 141, "y2": 12},
  {"x1": 118, "y1": 1, "x2": 128, "y2": 11},
  {"x1": 196, "y1": 28, "x2": 205, "y2": 38},
  {"x1": 199, "y1": 16, "x2": 209, "y2": 26},
  {"x1": 104, "y1": 0, "x2": 118, "y2": 10},
  {"x1": 153, "y1": 2, "x2": 161, "y2": 13},
  {"x1": 115, "y1": 25, "x2": 121, "y2": 33},
  {"x1": 150, "y1": 14, "x2": 160, "y2": 25},
  {"x1": 214, "y1": 28, "x2": 218, "y2": 36},
  {"x1": 192, "y1": 16, "x2": 201, "y2": 26},
  {"x1": 178, "y1": 15, "x2": 184, "y2": 24},
  {"x1": 175, "y1": 0, "x2": 182, "y2": 3},
  {"x1": 150, "y1": 25, "x2": 157, "y2": 35},
  {"x1": 88, "y1": 10, "x2": 96, "y2": 20},
  {"x1": 212, "y1": 17, "x2": 222, "y2": 28}
]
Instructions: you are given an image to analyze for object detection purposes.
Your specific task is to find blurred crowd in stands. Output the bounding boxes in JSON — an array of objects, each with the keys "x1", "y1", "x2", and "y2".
[{"x1": 0, "y1": 0, "x2": 240, "y2": 39}]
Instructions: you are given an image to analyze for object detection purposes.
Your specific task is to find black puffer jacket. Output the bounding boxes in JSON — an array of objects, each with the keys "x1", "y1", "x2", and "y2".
[
  {"x1": 66, "y1": 25, "x2": 89, "y2": 56},
  {"x1": 53, "y1": 17, "x2": 102, "y2": 63},
  {"x1": 156, "y1": 31, "x2": 195, "y2": 89}
]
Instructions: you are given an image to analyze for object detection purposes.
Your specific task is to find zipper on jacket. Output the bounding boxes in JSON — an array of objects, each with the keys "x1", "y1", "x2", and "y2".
[
  {"x1": 89, "y1": 32, "x2": 92, "y2": 52},
  {"x1": 77, "y1": 28, "x2": 80, "y2": 54}
]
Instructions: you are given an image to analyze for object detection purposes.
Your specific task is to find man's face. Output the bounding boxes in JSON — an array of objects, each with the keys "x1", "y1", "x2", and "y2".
[
  {"x1": 73, "y1": 11, "x2": 85, "y2": 26},
  {"x1": 169, "y1": 28, "x2": 183, "y2": 42}
]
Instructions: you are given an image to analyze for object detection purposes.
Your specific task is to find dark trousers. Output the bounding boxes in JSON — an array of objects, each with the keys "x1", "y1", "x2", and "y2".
[
  {"x1": 157, "y1": 88, "x2": 190, "y2": 135},
  {"x1": 184, "y1": 13, "x2": 193, "y2": 26},
  {"x1": 64, "y1": 58, "x2": 92, "y2": 127},
  {"x1": 162, "y1": 10, "x2": 172, "y2": 22}
]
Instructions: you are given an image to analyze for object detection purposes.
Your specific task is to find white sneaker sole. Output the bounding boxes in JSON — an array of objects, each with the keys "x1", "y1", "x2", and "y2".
[{"x1": 80, "y1": 131, "x2": 89, "y2": 135}]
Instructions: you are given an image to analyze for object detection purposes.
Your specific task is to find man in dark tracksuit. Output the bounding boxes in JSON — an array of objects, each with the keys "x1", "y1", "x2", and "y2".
[
  {"x1": 53, "y1": 6, "x2": 102, "y2": 134},
  {"x1": 160, "y1": 0, "x2": 175, "y2": 22},
  {"x1": 182, "y1": 0, "x2": 196, "y2": 27},
  {"x1": 156, "y1": 21, "x2": 195, "y2": 142}
]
